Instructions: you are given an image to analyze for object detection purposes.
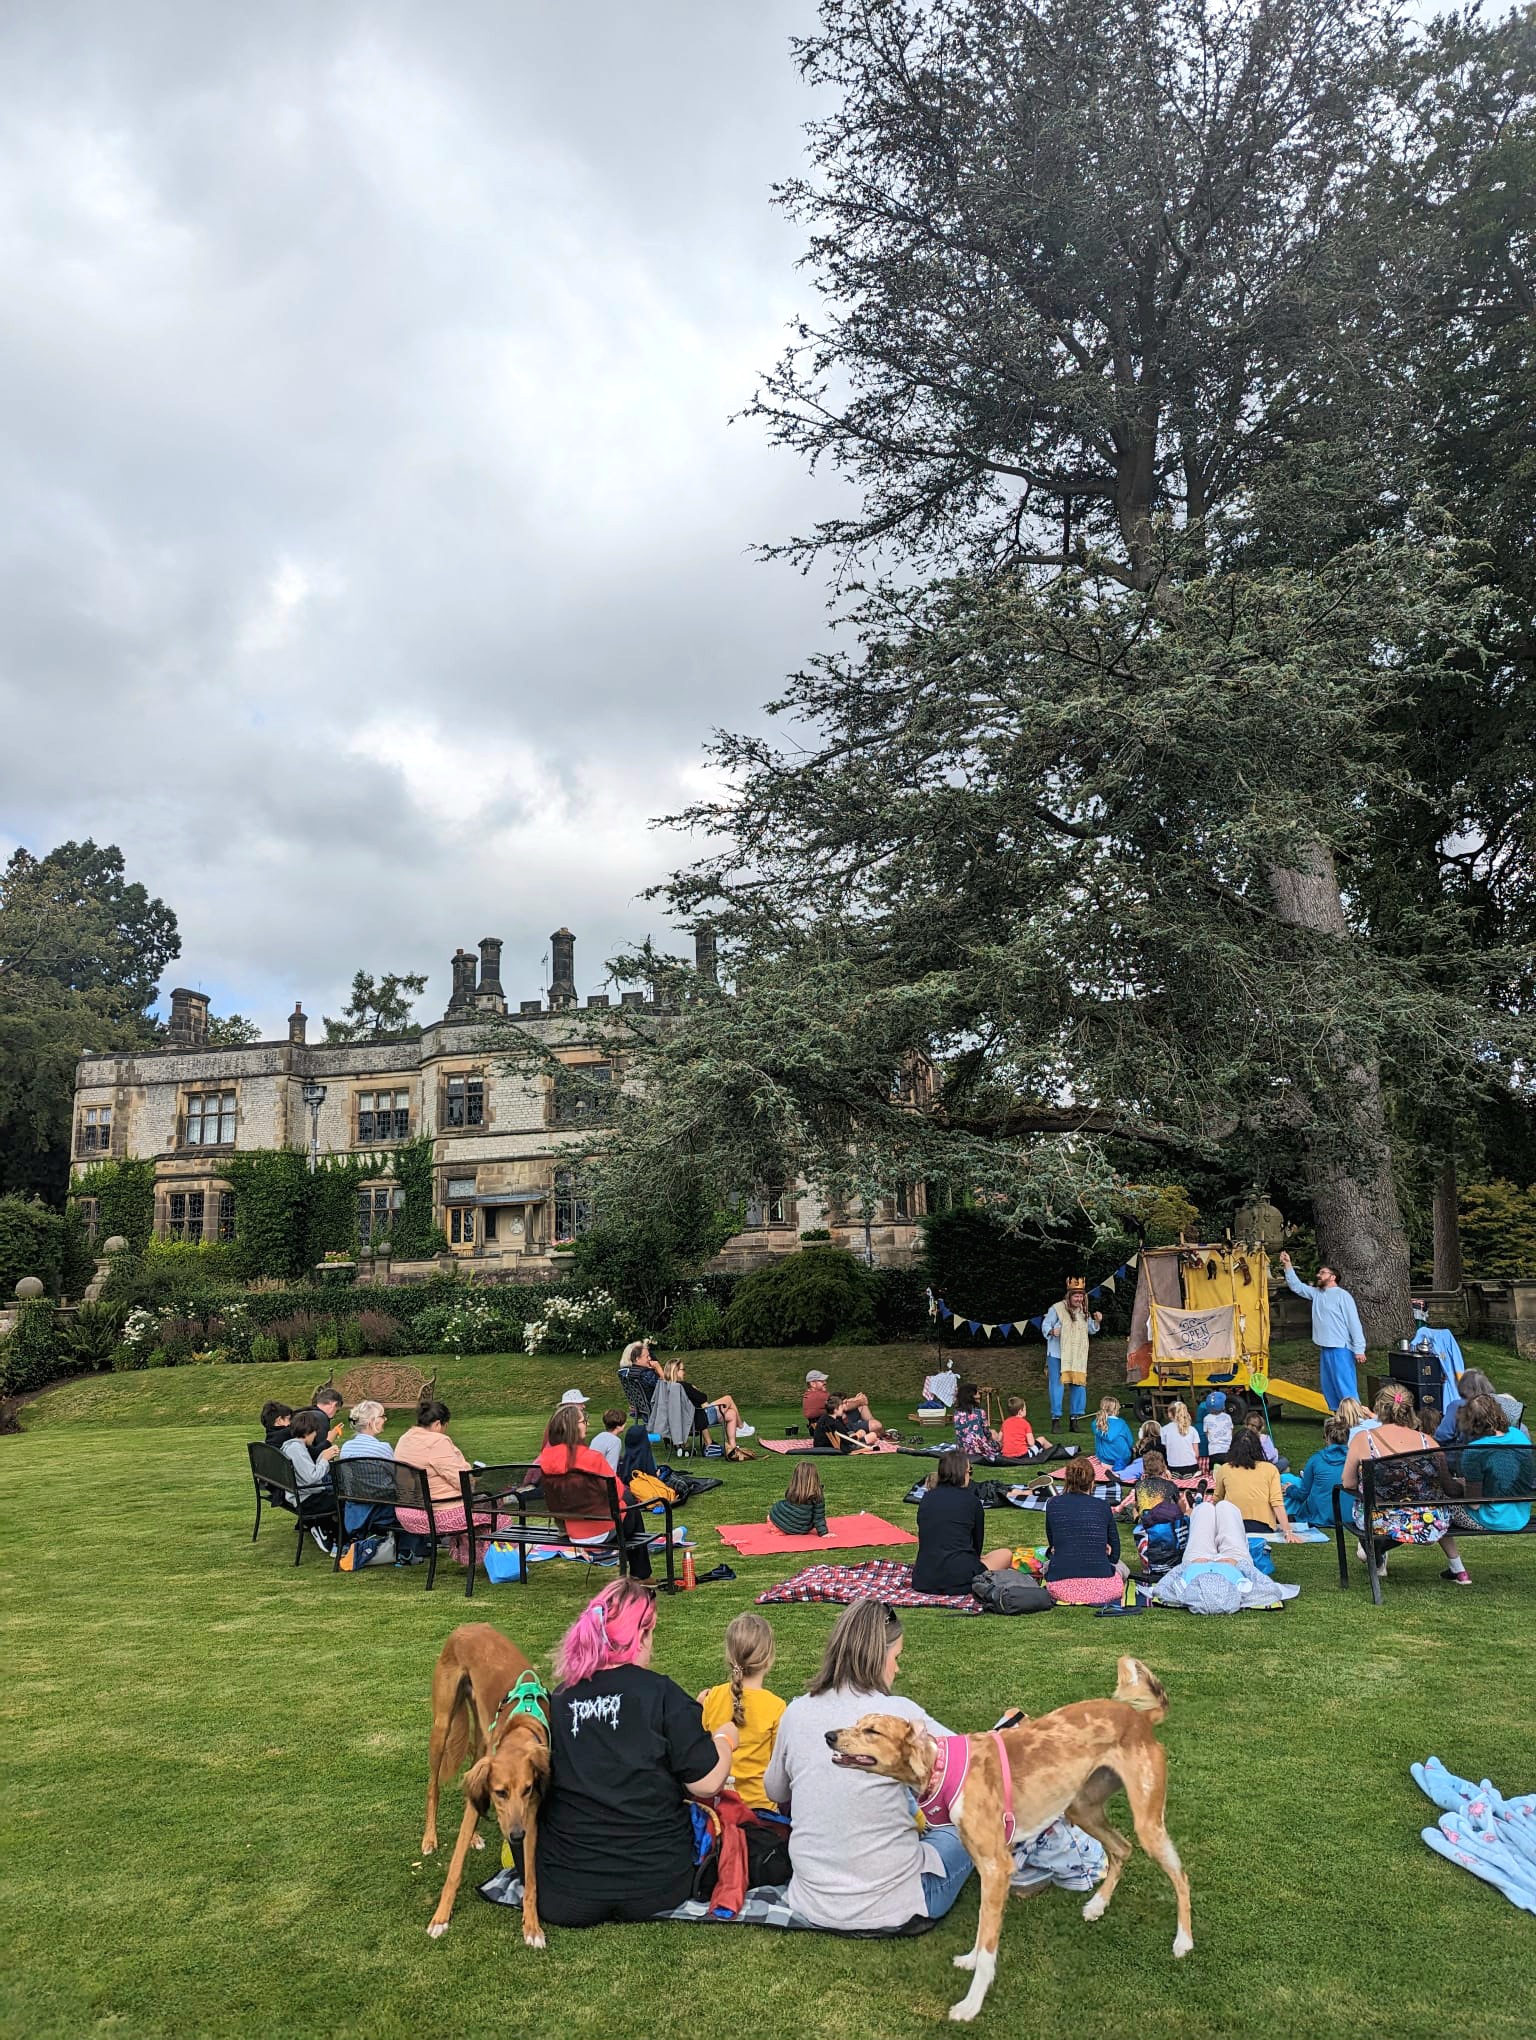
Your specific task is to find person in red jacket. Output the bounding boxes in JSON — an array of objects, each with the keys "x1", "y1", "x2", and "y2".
[{"x1": 539, "y1": 1402, "x2": 655, "y2": 1579}]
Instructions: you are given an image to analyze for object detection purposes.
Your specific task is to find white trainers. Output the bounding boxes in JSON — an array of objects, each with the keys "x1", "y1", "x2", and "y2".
[{"x1": 737, "y1": 1423, "x2": 756, "y2": 1438}]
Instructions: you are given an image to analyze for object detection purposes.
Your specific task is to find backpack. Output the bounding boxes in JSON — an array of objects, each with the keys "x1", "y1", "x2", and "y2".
[
  {"x1": 971, "y1": 1568, "x2": 1054, "y2": 1614},
  {"x1": 629, "y1": 1471, "x2": 678, "y2": 1506}
]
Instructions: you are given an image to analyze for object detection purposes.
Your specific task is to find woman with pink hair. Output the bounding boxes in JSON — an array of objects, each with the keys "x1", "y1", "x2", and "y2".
[{"x1": 535, "y1": 1581, "x2": 738, "y2": 1926}]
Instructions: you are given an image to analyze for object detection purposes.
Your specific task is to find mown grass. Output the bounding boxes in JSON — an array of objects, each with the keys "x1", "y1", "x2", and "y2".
[{"x1": 5, "y1": 1341, "x2": 1535, "y2": 2040}]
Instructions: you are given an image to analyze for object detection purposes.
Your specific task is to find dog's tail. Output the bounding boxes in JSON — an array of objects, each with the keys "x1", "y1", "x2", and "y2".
[{"x1": 1112, "y1": 1656, "x2": 1169, "y2": 1722}]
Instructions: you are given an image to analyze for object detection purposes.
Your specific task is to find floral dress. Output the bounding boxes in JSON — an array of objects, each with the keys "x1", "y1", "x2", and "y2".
[
  {"x1": 953, "y1": 1408, "x2": 1001, "y2": 1462},
  {"x1": 1353, "y1": 1429, "x2": 1450, "y2": 1544}
]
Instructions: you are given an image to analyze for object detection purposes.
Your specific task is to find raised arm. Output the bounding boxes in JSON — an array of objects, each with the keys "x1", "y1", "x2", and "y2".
[{"x1": 1282, "y1": 1264, "x2": 1316, "y2": 1303}]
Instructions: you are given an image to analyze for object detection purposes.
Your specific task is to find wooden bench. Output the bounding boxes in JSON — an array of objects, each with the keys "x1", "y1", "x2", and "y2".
[{"x1": 332, "y1": 1362, "x2": 437, "y2": 1411}]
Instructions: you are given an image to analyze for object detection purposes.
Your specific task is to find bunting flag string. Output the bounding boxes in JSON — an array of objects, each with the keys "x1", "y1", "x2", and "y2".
[{"x1": 925, "y1": 1249, "x2": 1138, "y2": 1341}]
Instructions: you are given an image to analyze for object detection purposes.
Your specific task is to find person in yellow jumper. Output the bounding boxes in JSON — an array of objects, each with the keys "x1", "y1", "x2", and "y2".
[{"x1": 698, "y1": 1612, "x2": 787, "y2": 1810}]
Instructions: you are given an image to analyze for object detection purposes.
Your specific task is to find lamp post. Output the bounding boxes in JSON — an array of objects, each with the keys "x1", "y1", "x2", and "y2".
[{"x1": 301, "y1": 1081, "x2": 327, "y2": 1174}]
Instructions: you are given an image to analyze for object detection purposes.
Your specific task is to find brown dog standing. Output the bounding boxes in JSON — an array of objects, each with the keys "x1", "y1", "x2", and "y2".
[
  {"x1": 827, "y1": 1655, "x2": 1191, "y2": 2021},
  {"x1": 422, "y1": 1622, "x2": 550, "y2": 1949}
]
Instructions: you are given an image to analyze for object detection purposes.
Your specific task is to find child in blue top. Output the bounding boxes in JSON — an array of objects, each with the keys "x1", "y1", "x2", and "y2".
[
  {"x1": 1281, "y1": 1415, "x2": 1349, "y2": 1528},
  {"x1": 1092, "y1": 1397, "x2": 1136, "y2": 1471}
]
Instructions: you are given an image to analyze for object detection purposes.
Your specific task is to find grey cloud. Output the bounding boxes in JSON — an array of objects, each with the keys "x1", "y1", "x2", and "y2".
[{"x1": 0, "y1": 0, "x2": 842, "y2": 1032}]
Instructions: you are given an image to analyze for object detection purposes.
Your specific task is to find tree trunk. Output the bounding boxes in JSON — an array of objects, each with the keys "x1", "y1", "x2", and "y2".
[
  {"x1": 1266, "y1": 841, "x2": 1412, "y2": 1347},
  {"x1": 1432, "y1": 1157, "x2": 1463, "y2": 1293}
]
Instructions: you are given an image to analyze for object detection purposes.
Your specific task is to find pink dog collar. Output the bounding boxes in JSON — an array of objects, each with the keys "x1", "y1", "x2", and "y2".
[{"x1": 919, "y1": 1732, "x2": 1015, "y2": 1847}]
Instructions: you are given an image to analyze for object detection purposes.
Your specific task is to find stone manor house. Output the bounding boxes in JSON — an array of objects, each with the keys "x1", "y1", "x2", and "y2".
[{"x1": 69, "y1": 929, "x2": 927, "y2": 1276}]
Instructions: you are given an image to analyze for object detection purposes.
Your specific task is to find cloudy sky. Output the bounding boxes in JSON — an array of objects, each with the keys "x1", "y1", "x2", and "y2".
[{"x1": 0, "y1": 0, "x2": 845, "y2": 1032}]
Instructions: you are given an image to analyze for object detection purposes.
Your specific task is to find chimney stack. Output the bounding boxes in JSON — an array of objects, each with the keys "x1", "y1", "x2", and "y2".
[
  {"x1": 476, "y1": 936, "x2": 506, "y2": 1013},
  {"x1": 447, "y1": 947, "x2": 477, "y2": 1014},
  {"x1": 167, "y1": 987, "x2": 210, "y2": 1048},
  {"x1": 288, "y1": 1001, "x2": 307, "y2": 1045},
  {"x1": 549, "y1": 927, "x2": 577, "y2": 1010},
  {"x1": 694, "y1": 924, "x2": 718, "y2": 982}
]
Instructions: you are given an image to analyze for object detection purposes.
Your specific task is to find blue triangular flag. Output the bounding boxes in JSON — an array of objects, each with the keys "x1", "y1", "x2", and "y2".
[
  {"x1": 1029, "y1": 1314, "x2": 1044, "y2": 1329},
  {"x1": 967, "y1": 1319, "x2": 980, "y2": 1334},
  {"x1": 999, "y1": 1322, "x2": 1013, "y2": 1338},
  {"x1": 1090, "y1": 1286, "x2": 1102, "y2": 1298}
]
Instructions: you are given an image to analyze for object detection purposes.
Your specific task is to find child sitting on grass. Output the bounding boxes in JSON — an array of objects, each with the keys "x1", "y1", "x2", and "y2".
[
  {"x1": 769, "y1": 1459, "x2": 830, "y2": 1537},
  {"x1": 1092, "y1": 1396, "x2": 1136, "y2": 1470},
  {"x1": 1000, "y1": 1396, "x2": 1042, "y2": 1458},
  {"x1": 699, "y1": 1612, "x2": 788, "y2": 1810},
  {"x1": 1244, "y1": 1409, "x2": 1289, "y2": 1472}
]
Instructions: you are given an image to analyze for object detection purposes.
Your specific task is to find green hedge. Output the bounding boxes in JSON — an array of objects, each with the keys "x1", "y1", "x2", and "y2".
[
  {"x1": 725, "y1": 1245, "x2": 881, "y2": 1346},
  {"x1": 0, "y1": 1300, "x2": 65, "y2": 1396},
  {"x1": 919, "y1": 1207, "x2": 1136, "y2": 1333},
  {"x1": 0, "y1": 1197, "x2": 68, "y2": 1298}
]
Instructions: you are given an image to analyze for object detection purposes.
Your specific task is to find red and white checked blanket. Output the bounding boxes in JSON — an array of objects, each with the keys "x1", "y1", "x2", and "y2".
[{"x1": 755, "y1": 1558, "x2": 981, "y2": 1615}]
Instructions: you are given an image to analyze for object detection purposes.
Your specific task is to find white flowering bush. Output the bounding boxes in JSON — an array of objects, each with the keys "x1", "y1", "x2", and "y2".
[
  {"x1": 523, "y1": 1290, "x2": 639, "y2": 1357},
  {"x1": 413, "y1": 1292, "x2": 499, "y2": 1356},
  {"x1": 120, "y1": 1307, "x2": 159, "y2": 1353}
]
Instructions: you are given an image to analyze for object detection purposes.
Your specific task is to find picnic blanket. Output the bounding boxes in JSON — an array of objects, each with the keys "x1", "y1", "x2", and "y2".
[
  {"x1": 756, "y1": 1558, "x2": 982, "y2": 1615},
  {"x1": 761, "y1": 1437, "x2": 900, "y2": 1456},
  {"x1": 717, "y1": 1513, "x2": 916, "y2": 1556}
]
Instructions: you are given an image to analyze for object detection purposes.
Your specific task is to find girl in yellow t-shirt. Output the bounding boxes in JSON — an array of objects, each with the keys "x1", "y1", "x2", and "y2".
[{"x1": 699, "y1": 1612, "x2": 787, "y2": 1810}]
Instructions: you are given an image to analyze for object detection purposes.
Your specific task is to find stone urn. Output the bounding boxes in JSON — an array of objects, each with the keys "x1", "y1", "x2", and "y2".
[{"x1": 102, "y1": 1236, "x2": 129, "y2": 1254}]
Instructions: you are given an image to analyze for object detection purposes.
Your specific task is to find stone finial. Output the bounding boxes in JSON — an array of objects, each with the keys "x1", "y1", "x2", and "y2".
[
  {"x1": 14, "y1": 1276, "x2": 44, "y2": 1300},
  {"x1": 288, "y1": 1001, "x2": 307, "y2": 1045},
  {"x1": 102, "y1": 1237, "x2": 129, "y2": 1254}
]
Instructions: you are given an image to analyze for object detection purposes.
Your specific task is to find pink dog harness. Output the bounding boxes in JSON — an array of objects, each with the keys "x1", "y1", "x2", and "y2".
[{"x1": 918, "y1": 1733, "x2": 1015, "y2": 1846}]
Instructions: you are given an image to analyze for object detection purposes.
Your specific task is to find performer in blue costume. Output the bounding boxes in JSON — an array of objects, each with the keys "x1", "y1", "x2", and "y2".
[{"x1": 1279, "y1": 1251, "x2": 1367, "y2": 1411}]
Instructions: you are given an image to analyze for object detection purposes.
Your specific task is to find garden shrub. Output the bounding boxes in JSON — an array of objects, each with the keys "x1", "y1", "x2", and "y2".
[
  {"x1": 868, "y1": 1266, "x2": 928, "y2": 1338},
  {"x1": 70, "y1": 1157, "x2": 156, "y2": 1254},
  {"x1": 59, "y1": 1301, "x2": 126, "y2": 1370},
  {"x1": 356, "y1": 1310, "x2": 401, "y2": 1356},
  {"x1": 338, "y1": 1316, "x2": 365, "y2": 1358},
  {"x1": 315, "y1": 1329, "x2": 339, "y2": 1366},
  {"x1": 523, "y1": 1291, "x2": 639, "y2": 1356},
  {"x1": 664, "y1": 1294, "x2": 727, "y2": 1350},
  {"x1": 0, "y1": 1196, "x2": 68, "y2": 1299},
  {"x1": 724, "y1": 1247, "x2": 879, "y2": 1347},
  {"x1": 0, "y1": 1300, "x2": 61, "y2": 1395},
  {"x1": 251, "y1": 1333, "x2": 280, "y2": 1364},
  {"x1": 920, "y1": 1207, "x2": 1138, "y2": 1331},
  {"x1": 267, "y1": 1312, "x2": 327, "y2": 1363}
]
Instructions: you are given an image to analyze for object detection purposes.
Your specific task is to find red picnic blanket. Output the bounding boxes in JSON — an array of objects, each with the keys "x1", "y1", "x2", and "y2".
[{"x1": 756, "y1": 1558, "x2": 982, "y2": 1615}]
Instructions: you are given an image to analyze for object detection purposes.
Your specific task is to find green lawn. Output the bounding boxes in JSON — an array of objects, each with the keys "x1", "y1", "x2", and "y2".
[{"x1": 5, "y1": 1341, "x2": 1536, "y2": 2040}]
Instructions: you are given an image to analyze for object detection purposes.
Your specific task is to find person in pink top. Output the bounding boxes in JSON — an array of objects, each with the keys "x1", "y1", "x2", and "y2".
[{"x1": 394, "y1": 1398, "x2": 497, "y2": 1565}]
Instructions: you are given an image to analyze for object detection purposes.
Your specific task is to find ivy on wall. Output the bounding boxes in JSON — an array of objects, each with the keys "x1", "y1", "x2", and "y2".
[
  {"x1": 69, "y1": 1158, "x2": 157, "y2": 1254},
  {"x1": 223, "y1": 1136, "x2": 442, "y2": 1278}
]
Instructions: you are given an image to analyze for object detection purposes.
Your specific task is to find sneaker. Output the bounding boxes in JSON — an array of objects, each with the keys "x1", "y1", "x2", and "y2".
[
  {"x1": 736, "y1": 1423, "x2": 756, "y2": 1439},
  {"x1": 1440, "y1": 1567, "x2": 1472, "y2": 1586},
  {"x1": 309, "y1": 1526, "x2": 333, "y2": 1554}
]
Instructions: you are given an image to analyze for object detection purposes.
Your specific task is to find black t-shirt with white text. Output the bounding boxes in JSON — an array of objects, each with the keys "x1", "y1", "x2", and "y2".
[{"x1": 536, "y1": 1665, "x2": 718, "y2": 1909}]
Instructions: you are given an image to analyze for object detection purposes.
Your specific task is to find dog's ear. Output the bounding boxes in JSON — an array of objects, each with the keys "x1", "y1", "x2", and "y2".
[{"x1": 463, "y1": 1756, "x2": 493, "y2": 1815}]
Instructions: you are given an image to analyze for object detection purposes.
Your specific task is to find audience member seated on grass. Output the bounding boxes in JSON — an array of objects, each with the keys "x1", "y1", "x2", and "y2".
[
  {"x1": 803, "y1": 1370, "x2": 831, "y2": 1424},
  {"x1": 1092, "y1": 1397, "x2": 1136, "y2": 1471},
  {"x1": 1337, "y1": 1396, "x2": 1378, "y2": 1442},
  {"x1": 536, "y1": 1580, "x2": 737, "y2": 1928},
  {"x1": 1115, "y1": 1449, "x2": 1188, "y2": 1563},
  {"x1": 1000, "y1": 1395, "x2": 1051, "y2": 1458},
  {"x1": 1150, "y1": 1499, "x2": 1300, "y2": 1613},
  {"x1": 763, "y1": 1600, "x2": 972, "y2": 1930},
  {"x1": 538, "y1": 1403, "x2": 653, "y2": 1580},
  {"x1": 589, "y1": 1408, "x2": 626, "y2": 1475},
  {"x1": 664, "y1": 1362, "x2": 753, "y2": 1460},
  {"x1": 313, "y1": 1385, "x2": 345, "y2": 1448},
  {"x1": 260, "y1": 1401, "x2": 293, "y2": 1449},
  {"x1": 769, "y1": 1460, "x2": 831, "y2": 1537},
  {"x1": 1244, "y1": 1410, "x2": 1288, "y2": 1472},
  {"x1": 1283, "y1": 1415, "x2": 1351, "y2": 1528},
  {"x1": 698, "y1": 1612, "x2": 788, "y2": 1814},
  {"x1": 1043, "y1": 1455, "x2": 1127, "y2": 1604},
  {"x1": 1435, "y1": 1369, "x2": 1526, "y2": 1444},
  {"x1": 393, "y1": 1399, "x2": 481, "y2": 1565},
  {"x1": 952, "y1": 1382, "x2": 1003, "y2": 1462},
  {"x1": 1342, "y1": 1383, "x2": 1470, "y2": 1585},
  {"x1": 280, "y1": 1409, "x2": 340, "y2": 1549},
  {"x1": 1445, "y1": 1393, "x2": 1535, "y2": 1535},
  {"x1": 912, "y1": 1449, "x2": 1014, "y2": 1595},
  {"x1": 1214, "y1": 1429, "x2": 1301, "y2": 1540},
  {"x1": 1117, "y1": 1421, "x2": 1166, "y2": 1483},
  {"x1": 1159, "y1": 1402, "x2": 1202, "y2": 1473},
  {"x1": 813, "y1": 1393, "x2": 879, "y2": 1454},
  {"x1": 1199, "y1": 1393, "x2": 1234, "y2": 1462}
]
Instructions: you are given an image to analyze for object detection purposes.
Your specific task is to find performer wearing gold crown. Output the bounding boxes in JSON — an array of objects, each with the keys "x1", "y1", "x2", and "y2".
[{"x1": 1041, "y1": 1276, "x2": 1102, "y2": 1430}]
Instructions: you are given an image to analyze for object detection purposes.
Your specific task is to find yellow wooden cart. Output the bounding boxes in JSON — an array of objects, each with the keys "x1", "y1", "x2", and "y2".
[{"x1": 1125, "y1": 1242, "x2": 1329, "y2": 1419}]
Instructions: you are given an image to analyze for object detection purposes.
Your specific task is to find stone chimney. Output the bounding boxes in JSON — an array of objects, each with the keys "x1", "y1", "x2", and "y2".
[
  {"x1": 447, "y1": 947, "x2": 477, "y2": 1014},
  {"x1": 167, "y1": 988, "x2": 210, "y2": 1048},
  {"x1": 549, "y1": 927, "x2": 577, "y2": 1010},
  {"x1": 694, "y1": 924, "x2": 718, "y2": 982},
  {"x1": 288, "y1": 1001, "x2": 307, "y2": 1045},
  {"x1": 476, "y1": 936, "x2": 506, "y2": 1013}
]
